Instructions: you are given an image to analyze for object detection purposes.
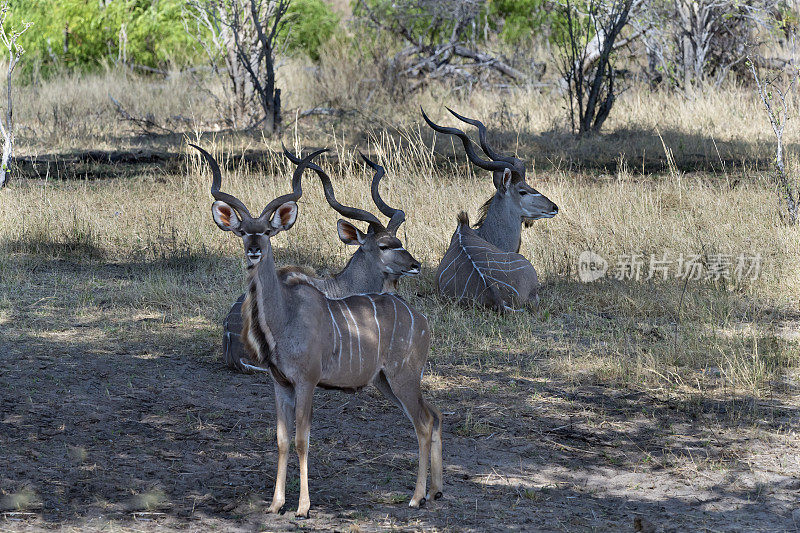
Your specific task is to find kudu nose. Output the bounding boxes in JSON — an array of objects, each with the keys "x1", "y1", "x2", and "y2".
[
  {"x1": 247, "y1": 247, "x2": 261, "y2": 257},
  {"x1": 552, "y1": 204, "x2": 559, "y2": 214}
]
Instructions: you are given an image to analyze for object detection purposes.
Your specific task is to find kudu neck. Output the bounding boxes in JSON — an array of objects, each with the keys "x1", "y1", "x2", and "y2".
[
  {"x1": 332, "y1": 248, "x2": 385, "y2": 296},
  {"x1": 249, "y1": 244, "x2": 289, "y2": 327},
  {"x1": 475, "y1": 192, "x2": 523, "y2": 253}
]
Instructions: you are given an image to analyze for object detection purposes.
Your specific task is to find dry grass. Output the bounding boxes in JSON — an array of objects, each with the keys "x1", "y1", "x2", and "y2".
[{"x1": 2, "y1": 62, "x2": 800, "y2": 407}]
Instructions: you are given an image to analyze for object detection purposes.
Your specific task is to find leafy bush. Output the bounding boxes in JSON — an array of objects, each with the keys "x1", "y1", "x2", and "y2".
[
  {"x1": 6, "y1": 0, "x2": 339, "y2": 75},
  {"x1": 7, "y1": 0, "x2": 201, "y2": 73},
  {"x1": 283, "y1": 0, "x2": 339, "y2": 61},
  {"x1": 489, "y1": 0, "x2": 561, "y2": 44}
]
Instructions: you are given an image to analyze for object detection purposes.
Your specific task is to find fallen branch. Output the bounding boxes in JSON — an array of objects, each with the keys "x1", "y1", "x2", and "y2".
[
  {"x1": 109, "y1": 94, "x2": 173, "y2": 136},
  {"x1": 297, "y1": 107, "x2": 353, "y2": 119},
  {"x1": 751, "y1": 55, "x2": 797, "y2": 71},
  {"x1": 453, "y1": 45, "x2": 525, "y2": 79}
]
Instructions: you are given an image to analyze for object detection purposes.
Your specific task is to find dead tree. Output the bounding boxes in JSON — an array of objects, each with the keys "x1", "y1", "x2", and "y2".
[
  {"x1": 644, "y1": 0, "x2": 781, "y2": 89},
  {"x1": 184, "y1": 0, "x2": 289, "y2": 132},
  {"x1": 355, "y1": 0, "x2": 523, "y2": 90},
  {"x1": 556, "y1": 0, "x2": 636, "y2": 135},
  {"x1": 0, "y1": 2, "x2": 32, "y2": 189},
  {"x1": 748, "y1": 55, "x2": 800, "y2": 224}
]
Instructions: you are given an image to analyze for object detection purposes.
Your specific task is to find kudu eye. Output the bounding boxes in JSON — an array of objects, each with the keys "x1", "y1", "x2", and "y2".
[
  {"x1": 519, "y1": 190, "x2": 528, "y2": 196},
  {"x1": 379, "y1": 244, "x2": 390, "y2": 250}
]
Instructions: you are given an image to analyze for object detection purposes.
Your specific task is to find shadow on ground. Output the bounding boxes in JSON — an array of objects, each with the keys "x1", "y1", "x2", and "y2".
[{"x1": 11, "y1": 118, "x2": 782, "y2": 184}]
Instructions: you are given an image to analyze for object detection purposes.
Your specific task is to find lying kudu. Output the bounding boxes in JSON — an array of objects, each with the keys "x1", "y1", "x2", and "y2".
[
  {"x1": 422, "y1": 108, "x2": 559, "y2": 312},
  {"x1": 222, "y1": 148, "x2": 421, "y2": 372},
  {"x1": 193, "y1": 144, "x2": 442, "y2": 516}
]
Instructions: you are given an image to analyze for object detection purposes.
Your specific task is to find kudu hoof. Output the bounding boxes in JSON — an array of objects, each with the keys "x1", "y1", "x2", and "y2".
[
  {"x1": 409, "y1": 497, "x2": 426, "y2": 508},
  {"x1": 266, "y1": 503, "x2": 285, "y2": 515},
  {"x1": 433, "y1": 491, "x2": 443, "y2": 500}
]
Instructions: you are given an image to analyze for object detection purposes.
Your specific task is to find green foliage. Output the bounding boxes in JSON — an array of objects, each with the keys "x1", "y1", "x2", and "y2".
[
  {"x1": 283, "y1": 0, "x2": 339, "y2": 61},
  {"x1": 489, "y1": 0, "x2": 553, "y2": 44},
  {"x1": 6, "y1": 0, "x2": 338, "y2": 75},
  {"x1": 354, "y1": 0, "x2": 565, "y2": 47},
  {"x1": 7, "y1": 0, "x2": 202, "y2": 73}
]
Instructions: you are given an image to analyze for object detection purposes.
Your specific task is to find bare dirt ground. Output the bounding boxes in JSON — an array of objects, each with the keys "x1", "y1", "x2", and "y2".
[{"x1": 2, "y1": 260, "x2": 799, "y2": 533}]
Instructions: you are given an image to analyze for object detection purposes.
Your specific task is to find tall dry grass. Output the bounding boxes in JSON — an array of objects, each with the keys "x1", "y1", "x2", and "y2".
[
  {"x1": 2, "y1": 128, "x2": 799, "y2": 397},
  {"x1": 13, "y1": 52, "x2": 798, "y2": 169}
]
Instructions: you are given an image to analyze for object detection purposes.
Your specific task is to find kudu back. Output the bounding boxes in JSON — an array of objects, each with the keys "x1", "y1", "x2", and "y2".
[
  {"x1": 223, "y1": 149, "x2": 420, "y2": 372},
  {"x1": 422, "y1": 108, "x2": 558, "y2": 311},
  {"x1": 194, "y1": 144, "x2": 442, "y2": 516}
]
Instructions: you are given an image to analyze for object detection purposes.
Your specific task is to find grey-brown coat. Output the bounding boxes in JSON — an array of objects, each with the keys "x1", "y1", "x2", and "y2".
[
  {"x1": 436, "y1": 212, "x2": 540, "y2": 312},
  {"x1": 222, "y1": 150, "x2": 420, "y2": 372}
]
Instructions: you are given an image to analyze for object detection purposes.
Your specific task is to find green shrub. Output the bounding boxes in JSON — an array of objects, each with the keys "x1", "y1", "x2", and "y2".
[
  {"x1": 489, "y1": 0, "x2": 560, "y2": 44},
  {"x1": 283, "y1": 0, "x2": 339, "y2": 61},
  {"x1": 7, "y1": 0, "x2": 201, "y2": 73},
  {"x1": 6, "y1": 0, "x2": 339, "y2": 76}
]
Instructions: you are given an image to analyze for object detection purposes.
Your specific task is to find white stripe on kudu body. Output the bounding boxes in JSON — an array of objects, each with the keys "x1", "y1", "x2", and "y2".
[
  {"x1": 436, "y1": 215, "x2": 540, "y2": 312},
  {"x1": 322, "y1": 293, "x2": 423, "y2": 385}
]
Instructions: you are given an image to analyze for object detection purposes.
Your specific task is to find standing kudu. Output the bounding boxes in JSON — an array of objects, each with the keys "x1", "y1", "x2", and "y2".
[
  {"x1": 422, "y1": 108, "x2": 559, "y2": 311},
  {"x1": 192, "y1": 144, "x2": 442, "y2": 517},
  {"x1": 222, "y1": 148, "x2": 421, "y2": 372}
]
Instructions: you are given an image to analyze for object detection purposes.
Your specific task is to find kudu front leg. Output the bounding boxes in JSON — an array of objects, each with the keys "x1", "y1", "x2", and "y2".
[
  {"x1": 268, "y1": 382, "x2": 295, "y2": 514},
  {"x1": 293, "y1": 384, "x2": 315, "y2": 518}
]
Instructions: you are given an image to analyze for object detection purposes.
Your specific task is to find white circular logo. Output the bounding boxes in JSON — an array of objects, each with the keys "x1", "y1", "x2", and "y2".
[{"x1": 578, "y1": 251, "x2": 607, "y2": 282}]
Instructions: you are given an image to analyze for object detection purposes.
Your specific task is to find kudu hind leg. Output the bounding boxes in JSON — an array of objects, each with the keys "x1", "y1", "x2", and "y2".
[
  {"x1": 385, "y1": 377, "x2": 434, "y2": 507},
  {"x1": 426, "y1": 401, "x2": 444, "y2": 499},
  {"x1": 268, "y1": 382, "x2": 295, "y2": 514},
  {"x1": 374, "y1": 370, "x2": 402, "y2": 409}
]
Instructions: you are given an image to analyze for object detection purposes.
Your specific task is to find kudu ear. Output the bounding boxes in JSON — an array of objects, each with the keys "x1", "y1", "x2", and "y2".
[
  {"x1": 499, "y1": 168, "x2": 513, "y2": 192},
  {"x1": 212, "y1": 201, "x2": 242, "y2": 233},
  {"x1": 337, "y1": 219, "x2": 366, "y2": 245},
  {"x1": 270, "y1": 201, "x2": 298, "y2": 232}
]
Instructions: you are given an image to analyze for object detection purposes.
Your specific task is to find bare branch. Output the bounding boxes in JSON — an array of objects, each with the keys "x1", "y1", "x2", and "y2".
[
  {"x1": 555, "y1": 0, "x2": 635, "y2": 135},
  {"x1": 748, "y1": 54, "x2": 800, "y2": 224},
  {"x1": 109, "y1": 95, "x2": 174, "y2": 136},
  {"x1": 183, "y1": 0, "x2": 290, "y2": 132}
]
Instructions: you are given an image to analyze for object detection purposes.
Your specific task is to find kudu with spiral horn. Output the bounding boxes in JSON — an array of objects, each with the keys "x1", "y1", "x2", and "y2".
[
  {"x1": 222, "y1": 148, "x2": 421, "y2": 372},
  {"x1": 422, "y1": 107, "x2": 558, "y2": 253},
  {"x1": 422, "y1": 108, "x2": 558, "y2": 311},
  {"x1": 193, "y1": 144, "x2": 442, "y2": 517}
]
